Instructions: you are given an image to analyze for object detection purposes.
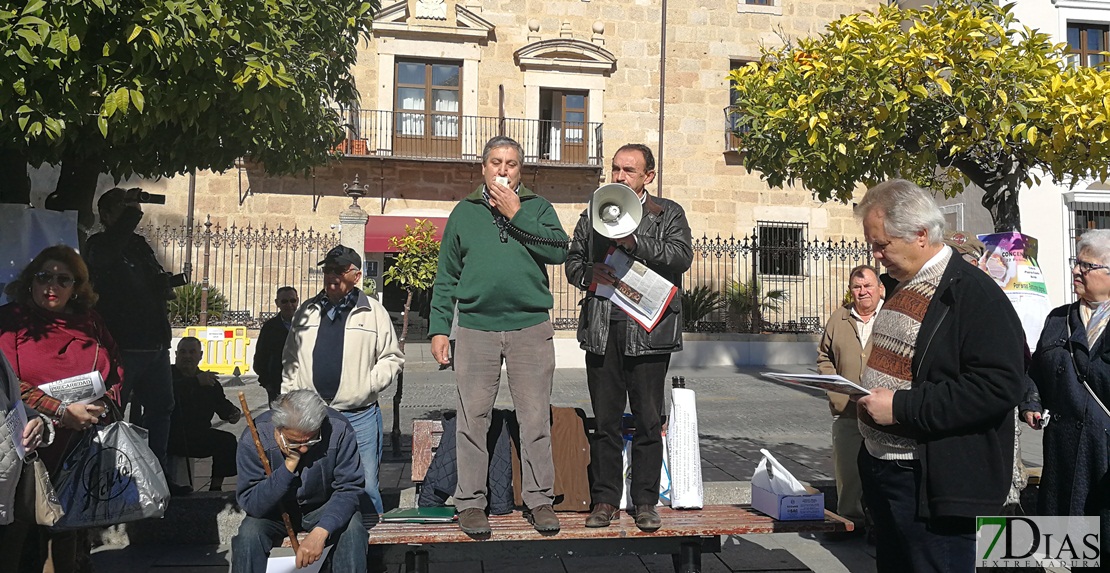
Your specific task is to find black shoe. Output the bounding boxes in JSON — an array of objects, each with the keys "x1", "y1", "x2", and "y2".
[
  {"x1": 633, "y1": 504, "x2": 661, "y2": 532},
  {"x1": 585, "y1": 503, "x2": 618, "y2": 528},
  {"x1": 168, "y1": 482, "x2": 193, "y2": 496}
]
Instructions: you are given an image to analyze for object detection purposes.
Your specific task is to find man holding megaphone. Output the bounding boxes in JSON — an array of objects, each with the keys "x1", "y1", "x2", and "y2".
[{"x1": 565, "y1": 143, "x2": 693, "y2": 532}]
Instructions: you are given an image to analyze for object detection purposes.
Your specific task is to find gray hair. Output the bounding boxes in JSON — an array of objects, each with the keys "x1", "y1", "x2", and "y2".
[
  {"x1": 855, "y1": 179, "x2": 946, "y2": 245},
  {"x1": 270, "y1": 390, "x2": 327, "y2": 433},
  {"x1": 1077, "y1": 229, "x2": 1110, "y2": 264},
  {"x1": 481, "y1": 136, "x2": 524, "y2": 165}
]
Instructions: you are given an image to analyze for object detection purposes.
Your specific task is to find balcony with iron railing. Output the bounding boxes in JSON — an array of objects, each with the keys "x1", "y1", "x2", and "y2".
[{"x1": 332, "y1": 109, "x2": 604, "y2": 167}]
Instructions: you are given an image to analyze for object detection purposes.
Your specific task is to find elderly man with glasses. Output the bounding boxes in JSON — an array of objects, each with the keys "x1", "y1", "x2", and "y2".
[
  {"x1": 282, "y1": 245, "x2": 404, "y2": 518},
  {"x1": 232, "y1": 390, "x2": 368, "y2": 572}
]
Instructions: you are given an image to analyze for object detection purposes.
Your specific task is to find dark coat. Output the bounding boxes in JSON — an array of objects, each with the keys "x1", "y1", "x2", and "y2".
[
  {"x1": 1028, "y1": 302, "x2": 1110, "y2": 553},
  {"x1": 888, "y1": 250, "x2": 1026, "y2": 519},
  {"x1": 253, "y1": 314, "x2": 289, "y2": 394},
  {"x1": 418, "y1": 411, "x2": 515, "y2": 515},
  {"x1": 565, "y1": 194, "x2": 693, "y2": 356}
]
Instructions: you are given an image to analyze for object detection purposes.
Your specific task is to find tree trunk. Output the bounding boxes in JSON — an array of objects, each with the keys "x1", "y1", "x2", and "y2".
[
  {"x1": 44, "y1": 150, "x2": 101, "y2": 240},
  {"x1": 0, "y1": 152, "x2": 31, "y2": 205},
  {"x1": 948, "y1": 152, "x2": 1024, "y2": 233}
]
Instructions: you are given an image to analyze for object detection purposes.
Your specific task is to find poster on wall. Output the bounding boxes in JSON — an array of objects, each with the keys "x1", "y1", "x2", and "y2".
[
  {"x1": 975, "y1": 232, "x2": 1053, "y2": 347},
  {"x1": 0, "y1": 205, "x2": 80, "y2": 305}
]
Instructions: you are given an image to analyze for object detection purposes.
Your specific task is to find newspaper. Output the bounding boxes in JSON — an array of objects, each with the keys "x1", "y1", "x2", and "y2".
[
  {"x1": 595, "y1": 249, "x2": 678, "y2": 332},
  {"x1": 39, "y1": 371, "x2": 106, "y2": 405},
  {"x1": 760, "y1": 372, "x2": 871, "y2": 396},
  {"x1": 5, "y1": 403, "x2": 28, "y2": 460}
]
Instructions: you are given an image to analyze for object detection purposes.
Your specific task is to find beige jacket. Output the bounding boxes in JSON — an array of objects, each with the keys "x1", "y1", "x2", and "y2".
[
  {"x1": 816, "y1": 304, "x2": 876, "y2": 417},
  {"x1": 281, "y1": 291, "x2": 404, "y2": 411}
]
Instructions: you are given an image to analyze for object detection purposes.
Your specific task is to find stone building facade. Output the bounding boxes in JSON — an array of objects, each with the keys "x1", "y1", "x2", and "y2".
[{"x1": 58, "y1": 0, "x2": 878, "y2": 325}]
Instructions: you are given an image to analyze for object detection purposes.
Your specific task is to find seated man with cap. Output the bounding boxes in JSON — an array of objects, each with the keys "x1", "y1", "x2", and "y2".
[{"x1": 282, "y1": 245, "x2": 404, "y2": 518}]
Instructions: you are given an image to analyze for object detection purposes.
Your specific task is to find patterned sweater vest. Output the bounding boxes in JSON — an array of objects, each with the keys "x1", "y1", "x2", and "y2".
[{"x1": 859, "y1": 249, "x2": 951, "y2": 459}]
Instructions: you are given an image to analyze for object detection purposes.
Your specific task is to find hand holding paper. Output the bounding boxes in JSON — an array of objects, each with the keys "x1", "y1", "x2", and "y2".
[{"x1": 857, "y1": 387, "x2": 896, "y2": 425}]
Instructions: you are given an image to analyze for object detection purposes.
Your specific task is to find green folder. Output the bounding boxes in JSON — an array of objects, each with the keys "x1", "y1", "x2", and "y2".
[{"x1": 380, "y1": 506, "x2": 458, "y2": 523}]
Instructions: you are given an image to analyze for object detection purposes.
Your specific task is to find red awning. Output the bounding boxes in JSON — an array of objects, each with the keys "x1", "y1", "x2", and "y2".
[{"x1": 364, "y1": 216, "x2": 448, "y2": 252}]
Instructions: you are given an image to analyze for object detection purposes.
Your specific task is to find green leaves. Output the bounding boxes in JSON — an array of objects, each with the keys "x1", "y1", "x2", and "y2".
[
  {"x1": 727, "y1": 0, "x2": 1110, "y2": 224},
  {"x1": 2, "y1": 0, "x2": 380, "y2": 182},
  {"x1": 383, "y1": 220, "x2": 441, "y2": 292}
]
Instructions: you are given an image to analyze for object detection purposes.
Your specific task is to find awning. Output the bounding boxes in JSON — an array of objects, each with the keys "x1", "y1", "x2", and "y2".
[{"x1": 364, "y1": 216, "x2": 448, "y2": 252}]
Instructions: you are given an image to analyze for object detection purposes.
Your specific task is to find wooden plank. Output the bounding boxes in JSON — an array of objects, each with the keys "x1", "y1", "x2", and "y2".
[
  {"x1": 377, "y1": 536, "x2": 722, "y2": 565},
  {"x1": 411, "y1": 419, "x2": 444, "y2": 484},
  {"x1": 362, "y1": 505, "x2": 852, "y2": 545}
]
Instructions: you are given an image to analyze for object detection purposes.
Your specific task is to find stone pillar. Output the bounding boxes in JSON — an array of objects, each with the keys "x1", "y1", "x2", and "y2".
[{"x1": 339, "y1": 201, "x2": 369, "y2": 268}]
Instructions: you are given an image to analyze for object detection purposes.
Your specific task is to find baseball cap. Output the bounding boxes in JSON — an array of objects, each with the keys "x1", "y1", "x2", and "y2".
[{"x1": 317, "y1": 245, "x2": 362, "y2": 269}]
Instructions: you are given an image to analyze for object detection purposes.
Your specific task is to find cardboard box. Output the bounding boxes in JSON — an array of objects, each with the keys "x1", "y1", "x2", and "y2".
[{"x1": 751, "y1": 483, "x2": 825, "y2": 521}]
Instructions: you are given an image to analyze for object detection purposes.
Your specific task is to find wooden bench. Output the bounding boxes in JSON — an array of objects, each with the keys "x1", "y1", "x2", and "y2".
[{"x1": 370, "y1": 418, "x2": 853, "y2": 573}]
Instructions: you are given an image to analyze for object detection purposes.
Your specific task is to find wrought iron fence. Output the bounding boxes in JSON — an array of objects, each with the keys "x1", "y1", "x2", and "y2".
[
  {"x1": 336, "y1": 108, "x2": 604, "y2": 167},
  {"x1": 144, "y1": 218, "x2": 870, "y2": 335},
  {"x1": 140, "y1": 218, "x2": 340, "y2": 327},
  {"x1": 547, "y1": 230, "x2": 874, "y2": 334}
]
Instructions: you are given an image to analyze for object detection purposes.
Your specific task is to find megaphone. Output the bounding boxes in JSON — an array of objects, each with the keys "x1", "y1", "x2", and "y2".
[{"x1": 590, "y1": 183, "x2": 642, "y2": 239}]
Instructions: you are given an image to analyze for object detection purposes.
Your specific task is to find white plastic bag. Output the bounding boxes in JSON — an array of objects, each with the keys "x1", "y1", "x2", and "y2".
[
  {"x1": 619, "y1": 431, "x2": 671, "y2": 510},
  {"x1": 51, "y1": 421, "x2": 169, "y2": 530}
]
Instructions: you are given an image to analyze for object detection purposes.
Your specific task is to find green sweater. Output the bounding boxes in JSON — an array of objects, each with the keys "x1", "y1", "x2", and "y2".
[{"x1": 429, "y1": 185, "x2": 568, "y2": 335}]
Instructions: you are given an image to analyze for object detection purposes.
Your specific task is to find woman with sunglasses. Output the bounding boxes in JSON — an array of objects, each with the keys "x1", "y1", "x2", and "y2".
[
  {"x1": 1027, "y1": 229, "x2": 1110, "y2": 571},
  {"x1": 0, "y1": 245, "x2": 123, "y2": 573}
]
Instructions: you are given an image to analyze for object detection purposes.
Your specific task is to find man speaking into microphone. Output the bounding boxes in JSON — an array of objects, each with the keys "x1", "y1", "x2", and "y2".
[{"x1": 565, "y1": 143, "x2": 693, "y2": 531}]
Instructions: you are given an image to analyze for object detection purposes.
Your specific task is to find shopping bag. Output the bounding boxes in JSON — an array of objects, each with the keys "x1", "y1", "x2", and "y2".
[
  {"x1": 51, "y1": 422, "x2": 169, "y2": 530},
  {"x1": 15, "y1": 454, "x2": 64, "y2": 525}
]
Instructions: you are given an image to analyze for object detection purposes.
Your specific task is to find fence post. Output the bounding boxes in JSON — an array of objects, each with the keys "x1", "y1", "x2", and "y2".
[
  {"x1": 750, "y1": 231, "x2": 759, "y2": 332},
  {"x1": 200, "y1": 215, "x2": 212, "y2": 326}
]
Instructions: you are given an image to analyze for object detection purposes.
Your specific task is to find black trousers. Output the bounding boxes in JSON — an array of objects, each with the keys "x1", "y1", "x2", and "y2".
[
  {"x1": 858, "y1": 448, "x2": 976, "y2": 573},
  {"x1": 169, "y1": 427, "x2": 238, "y2": 479},
  {"x1": 586, "y1": 320, "x2": 670, "y2": 507}
]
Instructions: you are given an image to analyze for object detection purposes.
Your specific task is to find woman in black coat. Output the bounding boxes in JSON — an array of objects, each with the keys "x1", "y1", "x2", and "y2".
[{"x1": 1028, "y1": 229, "x2": 1110, "y2": 569}]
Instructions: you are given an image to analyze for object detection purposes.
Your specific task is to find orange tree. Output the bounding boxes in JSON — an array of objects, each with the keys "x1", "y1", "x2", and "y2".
[
  {"x1": 728, "y1": 0, "x2": 1110, "y2": 231},
  {"x1": 381, "y1": 218, "x2": 440, "y2": 454},
  {"x1": 1, "y1": 0, "x2": 377, "y2": 230}
]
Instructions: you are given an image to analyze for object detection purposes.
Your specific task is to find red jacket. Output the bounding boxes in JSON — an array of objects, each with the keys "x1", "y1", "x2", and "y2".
[{"x1": 0, "y1": 302, "x2": 124, "y2": 467}]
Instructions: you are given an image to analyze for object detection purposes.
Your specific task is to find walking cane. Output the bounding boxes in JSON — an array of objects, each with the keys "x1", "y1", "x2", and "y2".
[{"x1": 239, "y1": 392, "x2": 301, "y2": 553}]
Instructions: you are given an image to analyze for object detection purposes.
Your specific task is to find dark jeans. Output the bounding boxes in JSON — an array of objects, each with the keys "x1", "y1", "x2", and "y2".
[
  {"x1": 586, "y1": 320, "x2": 670, "y2": 507},
  {"x1": 231, "y1": 508, "x2": 367, "y2": 573},
  {"x1": 120, "y1": 349, "x2": 175, "y2": 469},
  {"x1": 858, "y1": 448, "x2": 975, "y2": 573}
]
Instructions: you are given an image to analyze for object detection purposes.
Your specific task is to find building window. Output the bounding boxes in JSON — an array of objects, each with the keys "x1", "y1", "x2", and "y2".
[
  {"x1": 725, "y1": 59, "x2": 753, "y2": 151},
  {"x1": 394, "y1": 60, "x2": 462, "y2": 156},
  {"x1": 1067, "y1": 22, "x2": 1108, "y2": 68},
  {"x1": 538, "y1": 89, "x2": 589, "y2": 163},
  {"x1": 745, "y1": 0, "x2": 773, "y2": 5},
  {"x1": 757, "y1": 221, "x2": 807, "y2": 276}
]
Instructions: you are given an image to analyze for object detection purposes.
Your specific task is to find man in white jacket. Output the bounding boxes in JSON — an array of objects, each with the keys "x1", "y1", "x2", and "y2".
[{"x1": 282, "y1": 245, "x2": 404, "y2": 516}]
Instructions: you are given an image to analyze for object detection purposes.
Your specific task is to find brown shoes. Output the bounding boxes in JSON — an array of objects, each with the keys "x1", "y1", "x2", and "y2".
[
  {"x1": 527, "y1": 504, "x2": 561, "y2": 532},
  {"x1": 457, "y1": 507, "x2": 491, "y2": 535},
  {"x1": 633, "y1": 504, "x2": 661, "y2": 532},
  {"x1": 585, "y1": 502, "x2": 619, "y2": 528}
]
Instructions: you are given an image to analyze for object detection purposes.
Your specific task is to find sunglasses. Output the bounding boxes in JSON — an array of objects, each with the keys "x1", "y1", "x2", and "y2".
[
  {"x1": 33, "y1": 271, "x2": 75, "y2": 288},
  {"x1": 322, "y1": 265, "x2": 354, "y2": 276},
  {"x1": 279, "y1": 431, "x2": 322, "y2": 450}
]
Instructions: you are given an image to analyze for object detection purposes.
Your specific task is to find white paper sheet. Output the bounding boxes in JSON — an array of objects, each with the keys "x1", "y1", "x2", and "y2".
[
  {"x1": 760, "y1": 372, "x2": 870, "y2": 396},
  {"x1": 266, "y1": 546, "x2": 332, "y2": 573},
  {"x1": 5, "y1": 404, "x2": 28, "y2": 460}
]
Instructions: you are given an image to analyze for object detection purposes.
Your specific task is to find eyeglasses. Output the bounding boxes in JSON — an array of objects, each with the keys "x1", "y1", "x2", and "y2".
[
  {"x1": 322, "y1": 265, "x2": 354, "y2": 276},
  {"x1": 33, "y1": 271, "x2": 75, "y2": 288},
  {"x1": 1070, "y1": 257, "x2": 1110, "y2": 275},
  {"x1": 278, "y1": 431, "x2": 322, "y2": 450}
]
